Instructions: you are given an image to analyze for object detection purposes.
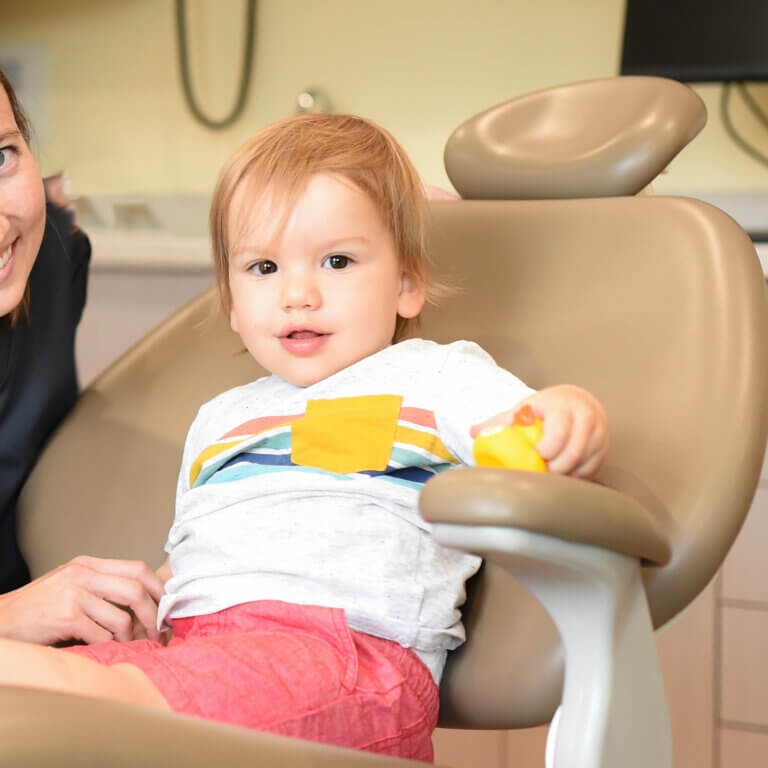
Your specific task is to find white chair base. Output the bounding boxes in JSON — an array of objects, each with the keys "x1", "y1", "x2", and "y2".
[{"x1": 432, "y1": 525, "x2": 673, "y2": 768}]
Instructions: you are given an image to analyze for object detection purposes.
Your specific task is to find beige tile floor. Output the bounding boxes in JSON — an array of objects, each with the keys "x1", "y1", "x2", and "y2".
[
  {"x1": 433, "y1": 725, "x2": 548, "y2": 768},
  {"x1": 719, "y1": 728, "x2": 768, "y2": 768},
  {"x1": 717, "y1": 470, "x2": 768, "y2": 768}
]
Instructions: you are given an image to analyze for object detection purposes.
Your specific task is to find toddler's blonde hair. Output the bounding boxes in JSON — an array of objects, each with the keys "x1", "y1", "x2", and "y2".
[{"x1": 210, "y1": 113, "x2": 433, "y2": 341}]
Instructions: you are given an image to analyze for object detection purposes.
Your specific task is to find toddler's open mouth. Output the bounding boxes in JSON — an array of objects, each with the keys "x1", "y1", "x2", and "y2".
[
  {"x1": 279, "y1": 328, "x2": 330, "y2": 355},
  {"x1": 286, "y1": 330, "x2": 325, "y2": 340}
]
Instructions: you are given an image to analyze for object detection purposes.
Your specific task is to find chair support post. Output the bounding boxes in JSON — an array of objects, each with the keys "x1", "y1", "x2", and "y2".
[{"x1": 432, "y1": 525, "x2": 673, "y2": 768}]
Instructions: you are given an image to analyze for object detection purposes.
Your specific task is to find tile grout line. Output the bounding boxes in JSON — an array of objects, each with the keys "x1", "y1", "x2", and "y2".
[
  {"x1": 721, "y1": 597, "x2": 768, "y2": 612},
  {"x1": 499, "y1": 730, "x2": 508, "y2": 768},
  {"x1": 719, "y1": 719, "x2": 768, "y2": 736},
  {"x1": 713, "y1": 571, "x2": 723, "y2": 768}
]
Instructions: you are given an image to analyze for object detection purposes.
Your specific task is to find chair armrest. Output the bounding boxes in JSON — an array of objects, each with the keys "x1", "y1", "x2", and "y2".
[
  {"x1": 419, "y1": 468, "x2": 672, "y2": 566},
  {"x1": 422, "y1": 469, "x2": 675, "y2": 768}
]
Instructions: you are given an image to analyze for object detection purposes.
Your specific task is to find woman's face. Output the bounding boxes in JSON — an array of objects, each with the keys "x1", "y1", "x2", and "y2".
[{"x1": 0, "y1": 85, "x2": 45, "y2": 318}]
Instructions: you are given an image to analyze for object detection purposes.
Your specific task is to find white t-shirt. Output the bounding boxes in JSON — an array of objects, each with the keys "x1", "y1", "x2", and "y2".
[{"x1": 159, "y1": 338, "x2": 533, "y2": 682}]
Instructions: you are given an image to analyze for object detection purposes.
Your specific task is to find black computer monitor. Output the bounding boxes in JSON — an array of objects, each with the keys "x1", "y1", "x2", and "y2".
[{"x1": 621, "y1": 0, "x2": 768, "y2": 83}]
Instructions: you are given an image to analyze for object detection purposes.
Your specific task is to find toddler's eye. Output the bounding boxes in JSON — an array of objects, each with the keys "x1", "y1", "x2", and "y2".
[
  {"x1": 323, "y1": 254, "x2": 351, "y2": 270},
  {"x1": 250, "y1": 260, "x2": 277, "y2": 275}
]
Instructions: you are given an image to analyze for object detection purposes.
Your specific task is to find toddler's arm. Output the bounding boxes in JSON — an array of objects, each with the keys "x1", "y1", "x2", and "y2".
[
  {"x1": 155, "y1": 557, "x2": 172, "y2": 585},
  {"x1": 470, "y1": 385, "x2": 609, "y2": 478}
]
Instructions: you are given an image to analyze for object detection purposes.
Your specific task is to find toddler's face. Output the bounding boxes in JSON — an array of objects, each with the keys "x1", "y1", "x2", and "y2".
[{"x1": 227, "y1": 172, "x2": 424, "y2": 387}]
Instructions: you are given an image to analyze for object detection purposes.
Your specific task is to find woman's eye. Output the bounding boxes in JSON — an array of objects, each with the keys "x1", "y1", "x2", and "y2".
[
  {"x1": 250, "y1": 260, "x2": 277, "y2": 275},
  {"x1": 0, "y1": 147, "x2": 12, "y2": 168},
  {"x1": 323, "y1": 254, "x2": 351, "y2": 270}
]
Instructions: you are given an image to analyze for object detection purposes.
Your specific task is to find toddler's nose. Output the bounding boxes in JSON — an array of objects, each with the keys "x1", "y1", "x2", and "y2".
[{"x1": 280, "y1": 269, "x2": 321, "y2": 310}]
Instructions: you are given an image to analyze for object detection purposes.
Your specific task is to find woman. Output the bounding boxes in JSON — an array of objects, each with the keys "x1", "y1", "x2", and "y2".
[{"x1": 0, "y1": 69, "x2": 163, "y2": 644}]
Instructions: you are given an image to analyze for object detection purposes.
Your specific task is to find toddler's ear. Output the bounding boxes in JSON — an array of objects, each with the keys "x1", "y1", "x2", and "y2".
[
  {"x1": 229, "y1": 308, "x2": 240, "y2": 334},
  {"x1": 397, "y1": 274, "x2": 426, "y2": 319}
]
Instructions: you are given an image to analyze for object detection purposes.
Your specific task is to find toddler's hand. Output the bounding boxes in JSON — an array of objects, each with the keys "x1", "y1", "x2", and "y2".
[{"x1": 470, "y1": 385, "x2": 609, "y2": 478}]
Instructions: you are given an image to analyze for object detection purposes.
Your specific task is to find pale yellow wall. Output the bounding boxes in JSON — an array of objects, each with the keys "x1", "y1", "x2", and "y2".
[{"x1": 1, "y1": 0, "x2": 767, "y2": 198}]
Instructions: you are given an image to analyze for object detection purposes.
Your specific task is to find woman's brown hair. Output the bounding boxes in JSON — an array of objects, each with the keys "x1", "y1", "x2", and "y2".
[{"x1": 0, "y1": 69, "x2": 30, "y2": 144}]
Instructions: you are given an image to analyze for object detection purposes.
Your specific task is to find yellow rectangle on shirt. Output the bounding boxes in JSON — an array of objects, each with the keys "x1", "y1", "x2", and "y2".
[{"x1": 291, "y1": 395, "x2": 403, "y2": 474}]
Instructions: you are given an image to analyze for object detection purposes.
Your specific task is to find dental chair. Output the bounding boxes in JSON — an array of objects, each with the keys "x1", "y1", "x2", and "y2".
[{"x1": 3, "y1": 76, "x2": 767, "y2": 767}]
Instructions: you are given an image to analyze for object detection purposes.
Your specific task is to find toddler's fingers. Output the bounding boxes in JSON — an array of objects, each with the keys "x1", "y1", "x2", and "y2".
[
  {"x1": 569, "y1": 450, "x2": 605, "y2": 479},
  {"x1": 567, "y1": 423, "x2": 610, "y2": 478},
  {"x1": 534, "y1": 408, "x2": 571, "y2": 463},
  {"x1": 545, "y1": 409, "x2": 593, "y2": 475}
]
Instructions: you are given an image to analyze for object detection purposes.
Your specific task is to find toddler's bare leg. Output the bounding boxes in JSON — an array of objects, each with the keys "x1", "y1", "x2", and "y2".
[{"x1": 0, "y1": 637, "x2": 169, "y2": 710}]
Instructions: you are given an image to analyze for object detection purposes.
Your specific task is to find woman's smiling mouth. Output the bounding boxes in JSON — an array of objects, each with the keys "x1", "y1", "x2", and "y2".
[{"x1": 0, "y1": 238, "x2": 17, "y2": 276}]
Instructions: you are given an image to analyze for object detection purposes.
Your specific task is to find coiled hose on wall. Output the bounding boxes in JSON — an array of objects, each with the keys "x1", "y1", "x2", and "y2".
[{"x1": 175, "y1": 0, "x2": 256, "y2": 130}]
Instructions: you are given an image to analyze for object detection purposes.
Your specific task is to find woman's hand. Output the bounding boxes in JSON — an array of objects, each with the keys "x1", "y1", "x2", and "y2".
[
  {"x1": 0, "y1": 556, "x2": 165, "y2": 646},
  {"x1": 471, "y1": 385, "x2": 609, "y2": 478}
]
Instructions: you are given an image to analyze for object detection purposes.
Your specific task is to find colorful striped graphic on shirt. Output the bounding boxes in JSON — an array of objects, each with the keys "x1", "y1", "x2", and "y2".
[
  {"x1": 189, "y1": 398, "x2": 459, "y2": 490},
  {"x1": 189, "y1": 414, "x2": 301, "y2": 488}
]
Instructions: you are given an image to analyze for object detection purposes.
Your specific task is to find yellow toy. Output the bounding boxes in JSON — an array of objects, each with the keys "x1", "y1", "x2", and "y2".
[{"x1": 472, "y1": 404, "x2": 548, "y2": 472}]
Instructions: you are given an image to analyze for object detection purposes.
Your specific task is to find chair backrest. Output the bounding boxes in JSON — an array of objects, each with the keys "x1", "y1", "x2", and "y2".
[
  {"x1": 18, "y1": 78, "x2": 768, "y2": 731},
  {"x1": 423, "y1": 196, "x2": 768, "y2": 727},
  {"x1": 19, "y1": 293, "x2": 263, "y2": 571}
]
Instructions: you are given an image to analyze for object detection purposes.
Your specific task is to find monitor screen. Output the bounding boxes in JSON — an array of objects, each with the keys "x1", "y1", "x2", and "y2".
[{"x1": 621, "y1": 0, "x2": 768, "y2": 83}]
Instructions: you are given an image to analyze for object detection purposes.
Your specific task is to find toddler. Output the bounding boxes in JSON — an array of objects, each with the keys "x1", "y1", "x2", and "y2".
[{"x1": 0, "y1": 114, "x2": 608, "y2": 762}]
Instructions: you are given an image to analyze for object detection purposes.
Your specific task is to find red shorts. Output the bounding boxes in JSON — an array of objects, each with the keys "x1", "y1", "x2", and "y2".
[{"x1": 65, "y1": 601, "x2": 439, "y2": 761}]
